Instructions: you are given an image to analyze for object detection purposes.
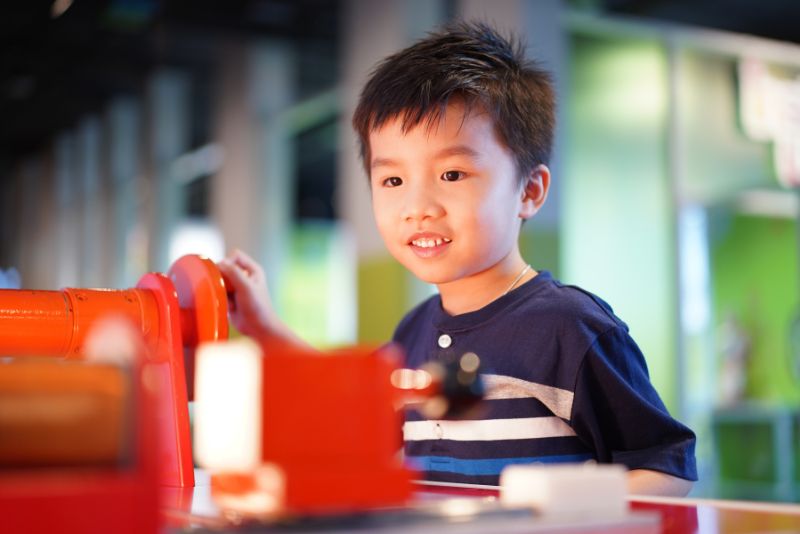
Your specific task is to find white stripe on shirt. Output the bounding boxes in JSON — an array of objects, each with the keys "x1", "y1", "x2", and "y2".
[
  {"x1": 403, "y1": 416, "x2": 576, "y2": 442},
  {"x1": 481, "y1": 374, "x2": 574, "y2": 420}
]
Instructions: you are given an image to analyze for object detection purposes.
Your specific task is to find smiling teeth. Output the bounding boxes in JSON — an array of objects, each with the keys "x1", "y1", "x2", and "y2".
[{"x1": 412, "y1": 237, "x2": 451, "y2": 248}]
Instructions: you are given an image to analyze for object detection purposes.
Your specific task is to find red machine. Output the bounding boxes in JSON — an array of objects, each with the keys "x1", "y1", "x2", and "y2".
[
  {"x1": 0, "y1": 255, "x2": 229, "y2": 488},
  {"x1": 1, "y1": 254, "x2": 475, "y2": 523}
]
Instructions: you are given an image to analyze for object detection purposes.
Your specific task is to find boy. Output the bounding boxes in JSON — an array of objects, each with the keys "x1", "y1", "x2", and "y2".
[{"x1": 219, "y1": 22, "x2": 696, "y2": 496}]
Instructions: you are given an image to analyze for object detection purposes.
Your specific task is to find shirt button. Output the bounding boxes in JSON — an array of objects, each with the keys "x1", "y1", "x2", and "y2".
[{"x1": 438, "y1": 334, "x2": 452, "y2": 348}]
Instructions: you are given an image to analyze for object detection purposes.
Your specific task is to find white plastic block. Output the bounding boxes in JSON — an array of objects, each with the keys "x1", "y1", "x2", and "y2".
[
  {"x1": 500, "y1": 463, "x2": 627, "y2": 518},
  {"x1": 194, "y1": 338, "x2": 263, "y2": 472}
]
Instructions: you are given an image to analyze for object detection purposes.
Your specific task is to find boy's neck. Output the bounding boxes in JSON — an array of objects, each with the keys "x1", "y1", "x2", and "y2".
[{"x1": 437, "y1": 257, "x2": 537, "y2": 316}]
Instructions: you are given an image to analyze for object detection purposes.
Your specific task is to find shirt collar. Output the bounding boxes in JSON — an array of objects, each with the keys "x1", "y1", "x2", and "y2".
[{"x1": 431, "y1": 270, "x2": 552, "y2": 332}]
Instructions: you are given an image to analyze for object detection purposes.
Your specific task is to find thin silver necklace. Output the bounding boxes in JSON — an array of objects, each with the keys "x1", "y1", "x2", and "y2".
[{"x1": 502, "y1": 264, "x2": 531, "y2": 296}]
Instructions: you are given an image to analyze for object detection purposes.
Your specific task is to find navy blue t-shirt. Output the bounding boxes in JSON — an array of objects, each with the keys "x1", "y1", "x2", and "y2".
[{"x1": 393, "y1": 271, "x2": 697, "y2": 486}]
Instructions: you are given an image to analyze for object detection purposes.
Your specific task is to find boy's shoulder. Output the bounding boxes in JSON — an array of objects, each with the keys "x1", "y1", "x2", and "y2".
[{"x1": 531, "y1": 273, "x2": 628, "y2": 333}]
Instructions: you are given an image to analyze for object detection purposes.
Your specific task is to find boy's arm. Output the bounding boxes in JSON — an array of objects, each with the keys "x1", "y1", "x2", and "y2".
[
  {"x1": 627, "y1": 469, "x2": 693, "y2": 497},
  {"x1": 570, "y1": 327, "x2": 698, "y2": 495},
  {"x1": 217, "y1": 249, "x2": 314, "y2": 354}
]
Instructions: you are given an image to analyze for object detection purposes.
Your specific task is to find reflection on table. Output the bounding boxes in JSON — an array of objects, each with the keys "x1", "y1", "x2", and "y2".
[{"x1": 161, "y1": 470, "x2": 800, "y2": 534}]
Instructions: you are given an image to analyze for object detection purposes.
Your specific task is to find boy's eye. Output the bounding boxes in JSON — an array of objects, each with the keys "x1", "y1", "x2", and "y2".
[
  {"x1": 382, "y1": 176, "x2": 403, "y2": 187},
  {"x1": 441, "y1": 170, "x2": 464, "y2": 182}
]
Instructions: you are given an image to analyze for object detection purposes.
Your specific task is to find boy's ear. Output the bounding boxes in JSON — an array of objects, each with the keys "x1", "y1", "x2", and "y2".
[{"x1": 519, "y1": 164, "x2": 550, "y2": 220}]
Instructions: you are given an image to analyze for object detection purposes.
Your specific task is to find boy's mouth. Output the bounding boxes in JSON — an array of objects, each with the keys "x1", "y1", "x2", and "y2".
[
  {"x1": 410, "y1": 237, "x2": 452, "y2": 248},
  {"x1": 407, "y1": 234, "x2": 452, "y2": 258}
]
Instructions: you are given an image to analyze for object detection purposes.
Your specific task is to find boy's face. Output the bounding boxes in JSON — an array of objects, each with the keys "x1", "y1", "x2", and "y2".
[{"x1": 369, "y1": 102, "x2": 543, "y2": 286}]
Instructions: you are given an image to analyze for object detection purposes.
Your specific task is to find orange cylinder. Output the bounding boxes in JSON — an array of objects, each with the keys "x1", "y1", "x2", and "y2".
[
  {"x1": 0, "y1": 288, "x2": 161, "y2": 359},
  {"x1": 0, "y1": 290, "x2": 72, "y2": 356}
]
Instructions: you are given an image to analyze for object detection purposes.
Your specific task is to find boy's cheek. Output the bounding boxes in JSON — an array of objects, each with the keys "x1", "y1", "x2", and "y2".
[
  {"x1": 375, "y1": 222, "x2": 399, "y2": 250},
  {"x1": 371, "y1": 197, "x2": 396, "y2": 227},
  {"x1": 370, "y1": 187, "x2": 389, "y2": 211}
]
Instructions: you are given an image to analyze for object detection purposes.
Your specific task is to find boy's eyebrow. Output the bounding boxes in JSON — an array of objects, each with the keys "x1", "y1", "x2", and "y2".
[
  {"x1": 434, "y1": 145, "x2": 481, "y2": 160},
  {"x1": 371, "y1": 145, "x2": 480, "y2": 170},
  {"x1": 371, "y1": 157, "x2": 397, "y2": 170}
]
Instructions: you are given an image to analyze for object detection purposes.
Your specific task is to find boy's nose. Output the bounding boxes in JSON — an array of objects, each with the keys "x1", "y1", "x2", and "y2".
[{"x1": 401, "y1": 185, "x2": 445, "y2": 221}]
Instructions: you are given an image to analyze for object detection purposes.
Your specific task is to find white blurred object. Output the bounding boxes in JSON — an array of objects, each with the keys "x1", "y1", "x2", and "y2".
[
  {"x1": 83, "y1": 316, "x2": 142, "y2": 366},
  {"x1": 736, "y1": 188, "x2": 799, "y2": 219},
  {"x1": 738, "y1": 58, "x2": 800, "y2": 188},
  {"x1": 171, "y1": 143, "x2": 225, "y2": 185},
  {"x1": 500, "y1": 463, "x2": 627, "y2": 518},
  {"x1": 0, "y1": 268, "x2": 20, "y2": 289},
  {"x1": 212, "y1": 464, "x2": 286, "y2": 520},
  {"x1": 194, "y1": 339, "x2": 263, "y2": 472},
  {"x1": 168, "y1": 219, "x2": 225, "y2": 265}
]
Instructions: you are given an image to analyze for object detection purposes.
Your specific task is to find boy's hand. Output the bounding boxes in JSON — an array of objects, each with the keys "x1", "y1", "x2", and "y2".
[
  {"x1": 627, "y1": 469, "x2": 693, "y2": 497},
  {"x1": 217, "y1": 249, "x2": 313, "y2": 353},
  {"x1": 217, "y1": 249, "x2": 275, "y2": 340}
]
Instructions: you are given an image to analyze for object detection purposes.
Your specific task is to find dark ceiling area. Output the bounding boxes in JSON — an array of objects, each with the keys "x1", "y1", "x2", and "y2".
[
  {"x1": 0, "y1": 0, "x2": 798, "y2": 173},
  {"x1": 0, "y1": 0, "x2": 339, "y2": 171},
  {"x1": 598, "y1": 0, "x2": 800, "y2": 45}
]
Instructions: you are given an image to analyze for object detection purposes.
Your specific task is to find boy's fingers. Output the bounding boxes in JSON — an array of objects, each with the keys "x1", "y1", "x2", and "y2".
[
  {"x1": 217, "y1": 260, "x2": 249, "y2": 291},
  {"x1": 231, "y1": 248, "x2": 251, "y2": 262},
  {"x1": 216, "y1": 261, "x2": 239, "y2": 312},
  {"x1": 231, "y1": 249, "x2": 258, "y2": 272}
]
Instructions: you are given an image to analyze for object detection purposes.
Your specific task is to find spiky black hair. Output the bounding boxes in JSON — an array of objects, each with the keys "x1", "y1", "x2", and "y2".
[{"x1": 352, "y1": 21, "x2": 555, "y2": 181}]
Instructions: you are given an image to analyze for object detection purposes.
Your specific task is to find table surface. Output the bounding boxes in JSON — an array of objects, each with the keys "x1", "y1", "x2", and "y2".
[{"x1": 161, "y1": 471, "x2": 800, "y2": 533}]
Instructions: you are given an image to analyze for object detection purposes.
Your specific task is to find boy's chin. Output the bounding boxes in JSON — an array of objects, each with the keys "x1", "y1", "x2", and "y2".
[
  {"x1": 395, "y1": 257, "x2": 460, "y2": 286},
  {"x1": 405, "y1": 267, "x2": 450, "y2": 286}
]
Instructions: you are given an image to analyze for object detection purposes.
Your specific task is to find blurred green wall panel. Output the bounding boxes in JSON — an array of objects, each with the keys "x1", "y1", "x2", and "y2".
[
  {"x1": 279, "y1": 222, "x2": 356, "y2": 348},
  {"x1": 357, "y1": 255, "x2": 409, "y2": 344},
  {"x1": 711, "y1": 214, "x2": 800, "y2": 405},
  {"x1": 520, "y1": 228, "x2": 561, "y2": 278},
  {"x1": 564, "y1": 34, "x2": 677, "y2": 410}
]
